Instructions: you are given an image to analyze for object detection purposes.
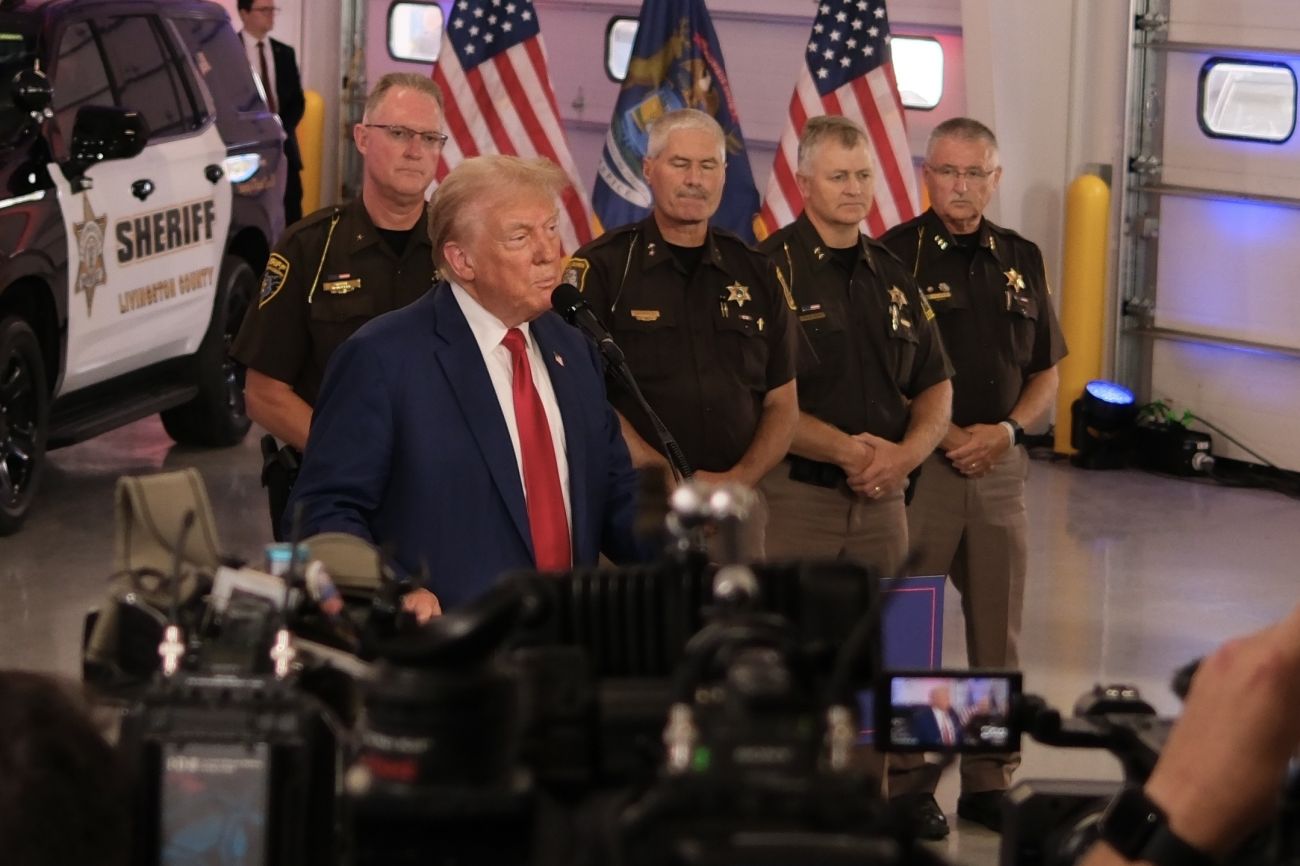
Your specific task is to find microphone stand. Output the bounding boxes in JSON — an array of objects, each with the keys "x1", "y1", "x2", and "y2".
[{"x1": 603, "y1": 351, "x2": 694, "y2": 484}]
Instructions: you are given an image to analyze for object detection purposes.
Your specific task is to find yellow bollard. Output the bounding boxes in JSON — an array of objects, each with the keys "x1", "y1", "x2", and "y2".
[
  {"x1": 299, "y1": 90, "x2": 325, "y2": 215},
  {"x1": 1054, "y1": 174, "x2": 1110, "y2": 454}
]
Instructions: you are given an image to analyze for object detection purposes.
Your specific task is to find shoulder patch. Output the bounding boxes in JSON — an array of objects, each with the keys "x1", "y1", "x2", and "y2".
[
  {"x1": 563, "y1": 257, "x2": 590, "y2": 292},
  {"x1": 259, "y1": 253, "x2": 291, "y2": 308}
]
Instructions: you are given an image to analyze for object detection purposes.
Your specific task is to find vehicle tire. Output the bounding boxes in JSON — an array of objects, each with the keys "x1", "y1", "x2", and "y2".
[
  {"x1": 160, "y1": 254, "x2": 255, "y2": 447},
  {"x1": 0, "y1": 316, "x2": 49, "y2": 535}
]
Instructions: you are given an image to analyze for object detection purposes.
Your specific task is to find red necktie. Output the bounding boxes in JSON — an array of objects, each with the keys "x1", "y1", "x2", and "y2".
[
  {"x1": 257, "y1": 41, "x2": 277, "y2": 114},
  {"x1": 502, "y1": 328, "x2": 571, "y2": 570}
]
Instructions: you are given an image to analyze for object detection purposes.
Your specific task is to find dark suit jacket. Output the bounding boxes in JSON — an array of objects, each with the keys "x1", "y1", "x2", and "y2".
[
  {"x1": 241, "y1": 33, "x2": 305, "y2": 169},
  {"x1": 287, "y1": 284, "x2": 647, "y2": 608},
  {"x1": 908, "y1": 705, "x2": 963, "y2": 747}
]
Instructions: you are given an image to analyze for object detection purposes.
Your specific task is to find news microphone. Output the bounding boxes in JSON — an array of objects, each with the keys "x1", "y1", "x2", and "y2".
[{"x1": 550, "y1": 282, "x2": 625, "y2": 366}]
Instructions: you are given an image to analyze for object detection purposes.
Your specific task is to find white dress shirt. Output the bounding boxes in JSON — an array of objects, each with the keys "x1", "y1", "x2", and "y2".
[{"x1": 450, "y1": 282, "x2": 571, "y2": 525}]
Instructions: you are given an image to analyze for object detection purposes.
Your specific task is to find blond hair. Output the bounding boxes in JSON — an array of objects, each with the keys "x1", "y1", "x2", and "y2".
[{"x1": 427, "y1": 155, "x2": 568, "y2": 271}]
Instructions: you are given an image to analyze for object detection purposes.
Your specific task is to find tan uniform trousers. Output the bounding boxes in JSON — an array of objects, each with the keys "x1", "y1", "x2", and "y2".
[
  {"x1": 761, "y1": 462, "x2": 924, "y2": 797},
  {"x1": 898, "y1": 445, "x2": 1029, "y2": 795}
]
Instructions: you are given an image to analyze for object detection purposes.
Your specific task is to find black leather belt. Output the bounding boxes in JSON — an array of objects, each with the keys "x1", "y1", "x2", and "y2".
[{"x1": 787, "y1": 455, "x2": 846, "y2": 489}]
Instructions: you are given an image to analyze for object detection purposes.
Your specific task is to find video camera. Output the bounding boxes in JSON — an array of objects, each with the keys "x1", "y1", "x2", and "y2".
[
  {"x1": 873, "y1": 672, "x2": 1299, "y2": 866},
  {"x1": 94, "y1": 476, "x2": 1298, "y2": 866}
]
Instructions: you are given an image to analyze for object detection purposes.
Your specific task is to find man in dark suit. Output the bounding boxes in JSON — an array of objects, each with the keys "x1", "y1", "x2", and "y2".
[
  {"x1": 237, "y1": 0, "x2": 306, "y2": 224},
  {"x1": 287, "y1": 155, "x2": 646, "y2": 617}
]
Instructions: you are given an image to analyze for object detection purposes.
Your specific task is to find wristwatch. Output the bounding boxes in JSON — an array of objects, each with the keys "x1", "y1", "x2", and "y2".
[
  {"x1": 1001, "y1": 419, "x2": 1025, "y2": 446},
  {"x1": 1097, "y1": 787, "x2": 1216, "y2": 866}
]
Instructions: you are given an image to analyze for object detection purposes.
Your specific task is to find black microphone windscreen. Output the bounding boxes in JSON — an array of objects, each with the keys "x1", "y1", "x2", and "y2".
[{"x1": 550, "y1": 282, "x2": 583, "y2": 322}]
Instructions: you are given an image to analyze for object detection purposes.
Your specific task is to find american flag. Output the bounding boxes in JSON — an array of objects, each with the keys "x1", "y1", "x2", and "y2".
[
  {"x1": 434, "y1": 0, "x2": 594, "y2": 250},
  {"x1": 757, "y1": 0, "x2": 919, "y2": 239}
]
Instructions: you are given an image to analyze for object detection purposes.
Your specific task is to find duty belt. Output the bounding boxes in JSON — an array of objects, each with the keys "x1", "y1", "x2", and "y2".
[{"x1": 786, "y1": 455, "x2": 846, "y2": 489}]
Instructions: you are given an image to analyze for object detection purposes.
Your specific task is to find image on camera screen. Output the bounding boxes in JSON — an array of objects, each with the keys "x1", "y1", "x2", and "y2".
[
  {"x1": 883, "y1": 672, "x2": 1019, "y2": 753},
  {"x1": 160, "y1": 741, "x2": 269, "y2": 866}
]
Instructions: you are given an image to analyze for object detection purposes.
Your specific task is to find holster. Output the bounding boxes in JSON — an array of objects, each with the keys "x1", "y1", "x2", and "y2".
[{"x1": 260, "y1": 434, "x2": 302, "y2": 541}]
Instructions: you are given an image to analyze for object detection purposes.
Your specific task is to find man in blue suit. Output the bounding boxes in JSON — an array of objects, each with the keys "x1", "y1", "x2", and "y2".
[
  {"x1": 906, "y1": 685, "x2": 963, "y2": 748},
  {"x1": 287, "y1": 155, "x2": 646, "y2": 617}
]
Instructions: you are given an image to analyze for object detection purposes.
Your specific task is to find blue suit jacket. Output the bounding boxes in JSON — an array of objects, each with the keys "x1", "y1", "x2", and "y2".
[{"x1": 287, "y1": 284, "x2": 646, "y2": 608}]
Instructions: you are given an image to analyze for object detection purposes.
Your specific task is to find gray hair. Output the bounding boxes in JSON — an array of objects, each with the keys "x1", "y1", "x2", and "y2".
[
  {"x1": 925, "y1": 117, "x2": 999, "y2": 161},
  {"x1": 645, "y1": 108, "x2": 726, "y2": 161},
  {"x1": 363, "y1": 72, "x2": 445, "y2": 120},
  {"x1": 797, "y1": 115, "x2": 871, "y2": 175}
]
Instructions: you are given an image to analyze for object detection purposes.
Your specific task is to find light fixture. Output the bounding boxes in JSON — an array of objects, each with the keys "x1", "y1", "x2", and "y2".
[{"x1": 1070, "y1": 379, "x2": 1137, "y2": 469}]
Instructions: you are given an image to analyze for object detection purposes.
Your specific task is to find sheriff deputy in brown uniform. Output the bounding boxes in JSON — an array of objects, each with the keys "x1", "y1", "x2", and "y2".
[
  {"x1": 759, "y1": 115, "x2": 952, "y2": 578},
  {"x1": 759, "y1": 115, "x2": 953, "y2": 838},
  {"x1": 566, "y1": 109, "x2": 799, "y2": 558},
  {"x1": 232, "y1": 73, "x2": 445, "y2": 536},
  {"x1": 880, "y1": 117, "x2": 1067, "y2": 834}
]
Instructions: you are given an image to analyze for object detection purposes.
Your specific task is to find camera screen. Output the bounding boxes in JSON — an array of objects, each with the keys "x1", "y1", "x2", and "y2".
[
  {"x1": 878, "y1": 671, "x2": 1021, "y2": 753},
  {"x1": 160, "y1": 741, "x2": 269, "y2": 866}
]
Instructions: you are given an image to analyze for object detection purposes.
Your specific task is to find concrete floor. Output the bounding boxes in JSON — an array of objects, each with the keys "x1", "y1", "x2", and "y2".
[{"x1": 2, "y1": 417, "x2": 1299, "y2": 863}]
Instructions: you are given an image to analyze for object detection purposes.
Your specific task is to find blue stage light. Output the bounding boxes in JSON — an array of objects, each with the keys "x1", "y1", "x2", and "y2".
[
  {"x1": 1084, "y1": 380, "x2": 1136, "y2": 407},
  {"x1": 1072, "y1": 380, "x2": 1139, "y2": 469}
]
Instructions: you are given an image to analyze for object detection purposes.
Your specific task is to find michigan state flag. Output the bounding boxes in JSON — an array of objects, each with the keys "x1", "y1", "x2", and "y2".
[{"x1": 592, "y1": 0, "x2": 760, "y2": 241}]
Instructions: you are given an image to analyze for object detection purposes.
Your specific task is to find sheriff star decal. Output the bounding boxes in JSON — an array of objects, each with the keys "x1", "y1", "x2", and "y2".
[
  {"x1": 725, "y1": 281, "x2": 751, "y2": 308},
  {"x1": 73, "y1": 195, "x2": 108, "y2": 316}
]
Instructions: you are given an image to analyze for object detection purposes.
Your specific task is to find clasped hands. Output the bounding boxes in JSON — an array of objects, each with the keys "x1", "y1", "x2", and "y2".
[
  {"x1": 841, "y1": 433, "x2": 913, "y2": 500},
  {"x1": 942, "y1": 423, "x2": 1011, "y2": 478}
]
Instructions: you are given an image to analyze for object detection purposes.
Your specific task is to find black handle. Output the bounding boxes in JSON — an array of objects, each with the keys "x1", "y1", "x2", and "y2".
[
  {"x1": 130, "y1": 178, "x2": 154, "y2": 201},
  {"x1": 204, "y1": 163, "x2": 224, "y2": 184}
]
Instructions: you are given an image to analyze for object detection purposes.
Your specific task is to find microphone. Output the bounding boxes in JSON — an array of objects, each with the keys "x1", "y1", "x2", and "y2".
[{"x1": 550, "y1": 283, "x2": 625, "y2": 365}]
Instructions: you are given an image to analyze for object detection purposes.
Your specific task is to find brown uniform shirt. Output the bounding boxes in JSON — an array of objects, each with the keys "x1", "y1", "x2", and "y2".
[
  {"x1": 879, "y1": 209, "x2": 1067, "y2": 427},
  {"x1": 566, "y1": 216, "x2": 800, "y2": 473},
  {"x1": 232, "y1": 198, "x2": 435, "y2": 406},
  {"x1": 760, "y1": 213, "x2": 952, "y2": 443}
]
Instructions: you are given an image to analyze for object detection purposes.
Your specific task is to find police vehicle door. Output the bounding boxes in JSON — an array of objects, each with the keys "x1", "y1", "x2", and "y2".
[
  {"x1": 49, "y1": 13, "x2": 232, "y2": 395},
  {"x1": 1119, "y1": 0, "x2": 1300, "y2": 471}
]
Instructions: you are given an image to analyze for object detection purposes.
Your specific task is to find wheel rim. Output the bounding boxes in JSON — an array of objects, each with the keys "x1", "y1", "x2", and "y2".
[{"x1": 0, "y1": 342, "x2": 39, "y2": 507}]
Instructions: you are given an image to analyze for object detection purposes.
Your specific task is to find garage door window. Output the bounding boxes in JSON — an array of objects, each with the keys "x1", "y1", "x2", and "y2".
[{"x1": 1199, "y1": 59, "x2": 1296, "y2": 144}]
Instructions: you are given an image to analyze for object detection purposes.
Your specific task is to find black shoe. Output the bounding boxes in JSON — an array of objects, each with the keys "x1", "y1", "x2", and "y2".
[
  {"x1": 893, "y1": 793, "x2": 950, "y2": 840},
  {"x1": 957, "y1": 790, "x2": 1006, "y2": 833}
]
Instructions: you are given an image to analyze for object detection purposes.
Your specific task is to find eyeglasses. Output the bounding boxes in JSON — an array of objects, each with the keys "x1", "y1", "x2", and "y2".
[
  {"x1": 364, "y1": 123, "x2": 449, "y2": 149},
  {"x1": 925, "y1": 164, "x2": 998, "y2": 183},
  {"x1": 249, "y1": 5, "x2": 281, "y2": 13}
]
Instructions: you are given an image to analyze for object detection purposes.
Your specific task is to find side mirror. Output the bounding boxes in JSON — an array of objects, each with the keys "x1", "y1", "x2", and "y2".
[
  {"x1": 65, "y1": 105, "x2": 149, "y2": 186},
  {"x1": 11, "y1": 68, "x2": 52, "y2": 114}
]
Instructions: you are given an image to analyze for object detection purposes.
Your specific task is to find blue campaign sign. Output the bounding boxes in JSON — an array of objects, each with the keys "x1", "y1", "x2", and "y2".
[
  {"x1": 858, "y1": 574, "x2": 946, "y2": 742},
  {"x1": 592, "y1": 0, "x2": 760, "y2": 241}
]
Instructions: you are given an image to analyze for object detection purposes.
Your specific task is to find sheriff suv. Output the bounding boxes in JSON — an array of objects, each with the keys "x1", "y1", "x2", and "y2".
[{"x1": 0, "y1": 0, "x2": 286, "y2": 533}]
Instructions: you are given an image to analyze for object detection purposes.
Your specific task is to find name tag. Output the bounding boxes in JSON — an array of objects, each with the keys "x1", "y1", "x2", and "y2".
[
  {"x1": 631, "y1": 309, "x2": 660, "y2": 323},
  {"x1": 322, "y1": 277, "x2": 361, "y2": 294}
]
